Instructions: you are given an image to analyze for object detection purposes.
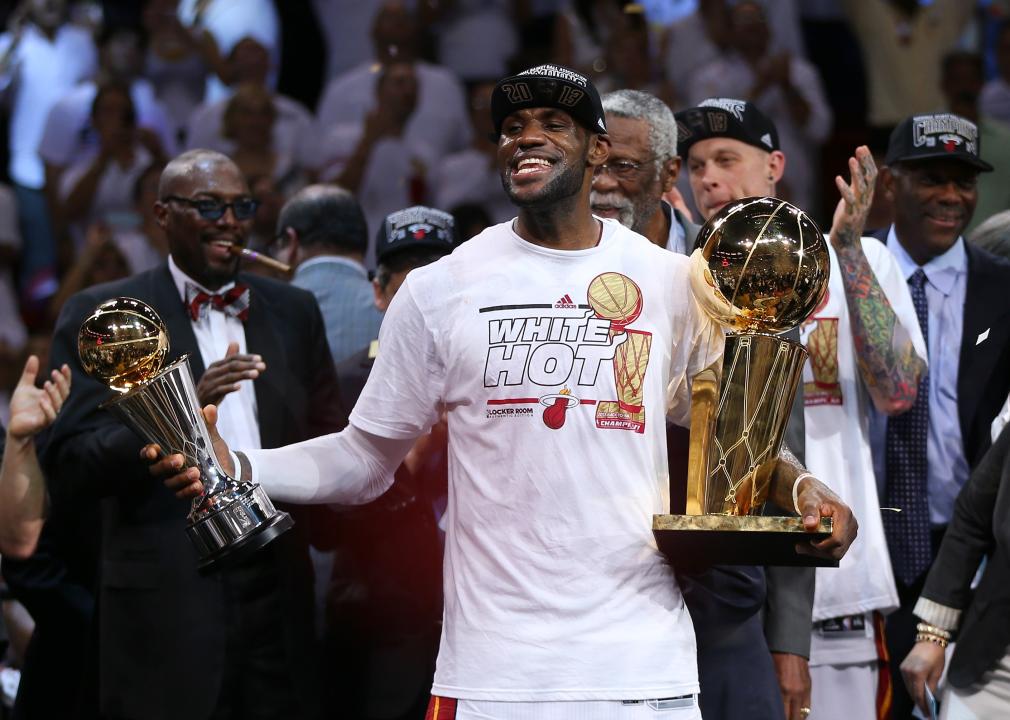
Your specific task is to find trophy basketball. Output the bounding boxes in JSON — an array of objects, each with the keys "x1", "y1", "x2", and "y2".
[
  {"x1": 78, "y1": 297, "x2": 293, "y2": 572},
  {"x1": 653, "y1": 196, "x2": 835, "y2": 567}
]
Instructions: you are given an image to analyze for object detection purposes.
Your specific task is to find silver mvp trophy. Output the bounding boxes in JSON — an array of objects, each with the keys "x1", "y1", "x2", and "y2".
[{"x1": 78, "y1": 297, "x2": 293, "y2": 572}]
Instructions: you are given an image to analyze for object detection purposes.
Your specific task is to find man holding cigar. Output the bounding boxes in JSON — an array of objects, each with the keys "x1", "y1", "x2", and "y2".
[
  {"x1": 42, "y1": 149, "x2": 343, "y2": 720},
  {"x1": 151, "y1": 67, "x2": 856, "y2": 720}
]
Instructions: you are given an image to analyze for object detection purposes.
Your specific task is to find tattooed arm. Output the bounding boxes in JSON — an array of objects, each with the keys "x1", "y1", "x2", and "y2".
[{"x1": 830, "y1": 146, "x2": 926, "y2": 415}]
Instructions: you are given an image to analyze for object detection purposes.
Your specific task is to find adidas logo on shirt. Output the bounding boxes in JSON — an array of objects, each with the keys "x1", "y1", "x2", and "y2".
[{"x1": 555, "y1": 294, "x2": 577, "y2": 309}]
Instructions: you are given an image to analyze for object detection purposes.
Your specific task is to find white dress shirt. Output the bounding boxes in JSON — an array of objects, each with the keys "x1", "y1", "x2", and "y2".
[{"x1": 167, "y1": 255, "x2": 261, "y2": 452}]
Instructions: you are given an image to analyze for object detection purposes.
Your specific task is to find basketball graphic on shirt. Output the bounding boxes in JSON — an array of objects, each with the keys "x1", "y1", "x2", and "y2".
[
  {"x1": 588, "y1": 272, "x2": 652, "y2": 433},
  {"x1": 587, "y1": 272, "x2": 643, "y2": 330}
]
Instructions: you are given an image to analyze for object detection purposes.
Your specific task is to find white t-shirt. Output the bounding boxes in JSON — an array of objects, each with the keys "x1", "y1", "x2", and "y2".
[
  {"x1": 800, "y1": 238, "x2": 927, "y2": 625},
  {"x1": 349, "y1": 219, "x2": 723, "y2": 700}
]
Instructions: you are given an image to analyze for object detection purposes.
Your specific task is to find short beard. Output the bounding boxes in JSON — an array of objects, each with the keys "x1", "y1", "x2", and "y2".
[
  {"x1": 501, "y1": 159, "x2": 586, "y2": 210},
  {"x1": 590, "y1": 190, "x2": 661, "y2": 236}
]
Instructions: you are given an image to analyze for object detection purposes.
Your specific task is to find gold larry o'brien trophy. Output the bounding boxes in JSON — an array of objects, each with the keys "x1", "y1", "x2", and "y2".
[
  {"x1": 653, "y1": 196, "x2": 837, "y2": 567},
  {"x1": 78, "y1": 297, "x2": 293, "y2": 573}
]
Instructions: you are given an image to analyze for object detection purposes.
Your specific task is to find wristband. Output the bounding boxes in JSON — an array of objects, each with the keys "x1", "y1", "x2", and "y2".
[{"x1": 792, "y1": 472, "x2": 815, "y2": 515}]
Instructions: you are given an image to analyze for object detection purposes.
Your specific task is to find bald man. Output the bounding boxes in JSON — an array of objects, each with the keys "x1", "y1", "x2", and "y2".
[{"x1": 39, "y1": 150, "x2": 344, "y2": 719}]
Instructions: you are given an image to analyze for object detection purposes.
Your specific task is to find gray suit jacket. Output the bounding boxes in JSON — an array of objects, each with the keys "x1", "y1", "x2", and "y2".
[{"x1": 291, "y1": 257, "x2": 383, "y2": 366}]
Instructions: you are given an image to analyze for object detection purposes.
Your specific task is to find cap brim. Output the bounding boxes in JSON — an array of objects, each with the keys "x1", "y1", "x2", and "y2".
[
  {"x1": 887, "y1": 151, "x2": 994, "y2": 173},
  {"x1": 376, "y1": 238, "x2": 454, "y2": 265}
]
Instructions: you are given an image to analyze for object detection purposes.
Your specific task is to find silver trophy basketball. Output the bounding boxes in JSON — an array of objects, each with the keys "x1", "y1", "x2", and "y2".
[{"x1": 78, "y1": 297, "x2": 293, "y2": 573}]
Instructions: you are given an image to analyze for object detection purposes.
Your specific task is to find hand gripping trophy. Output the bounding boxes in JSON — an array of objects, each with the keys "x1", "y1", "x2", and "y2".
[
  {"x1": 653, "y1": 196, "x2": 833, "y2": 567},
  {"x1": 78, "y1": 297, "x2": 293, "y2": 572}
]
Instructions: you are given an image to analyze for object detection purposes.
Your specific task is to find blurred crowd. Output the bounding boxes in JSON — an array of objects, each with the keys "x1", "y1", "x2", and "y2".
[{"x1": 0, "y1": 1, "x2": 1009, "y2": 719}]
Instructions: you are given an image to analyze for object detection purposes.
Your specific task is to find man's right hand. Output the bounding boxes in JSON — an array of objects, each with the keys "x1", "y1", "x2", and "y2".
[
  {"x1": 195, "y1": 342, "x2": 265, "y2": 407},
  {"x1": 901, "y1": 639, "x2": 946, "y2": 715},
  {"x1": 141, "y1": 404, "x2": 233, "y2": 499},
  {"x1": 7, "y1": 355, "x2": 71, "y2": 443}
]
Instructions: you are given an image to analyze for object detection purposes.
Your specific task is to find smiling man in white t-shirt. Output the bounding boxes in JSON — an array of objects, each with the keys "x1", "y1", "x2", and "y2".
[{"x1": 153, "y1": 65, "x2": 857, "y2": 720}]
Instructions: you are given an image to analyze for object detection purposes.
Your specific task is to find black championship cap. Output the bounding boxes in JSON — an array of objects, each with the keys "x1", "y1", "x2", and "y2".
[
  {"x1": 490, "y1": 64, "x2": 607, "y2": 137},
  {"x1": 376, "y1": 206, "x2": 456, "y2": 265},
  {"x1": 884, "y1": 113, "x2": 993, "y2": 172},
  {"x1": 675, "y1": 98, "x2": 780, "y2": 158}
]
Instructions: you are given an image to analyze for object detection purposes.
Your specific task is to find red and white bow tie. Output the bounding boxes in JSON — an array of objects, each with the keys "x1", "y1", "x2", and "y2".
[{"x1": 185, "y1": 283, "x2": 250, "y2": 322}]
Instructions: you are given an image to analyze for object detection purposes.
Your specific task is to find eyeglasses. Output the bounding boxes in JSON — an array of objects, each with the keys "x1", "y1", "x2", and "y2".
[
  {"x1": 165, "y1": 196, "x2": 261, "y2": 221},
  {"x1": 596, "y1": 159, "x2": 652, "y2": 179}
]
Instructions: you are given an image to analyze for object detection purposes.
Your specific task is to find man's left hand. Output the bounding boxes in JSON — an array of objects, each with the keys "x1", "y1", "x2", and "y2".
[
  {"x1": 772, "y1": 652, "x2": 811, "y2": 720},
  {"x1": 830, "y1": 145, "x2": 876, "y2": 251},
  {"x1": 794, "y1": 475, "x2": 858, "y2": 561}
]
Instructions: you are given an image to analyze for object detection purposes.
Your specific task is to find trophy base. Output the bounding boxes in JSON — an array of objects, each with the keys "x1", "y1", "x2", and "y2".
[
  {"x1": 187, "y1": 485, "x2": 294, "y2": 574},
  {"x1": 652, "y1": 514, "x2": 838, "y2": 568}
]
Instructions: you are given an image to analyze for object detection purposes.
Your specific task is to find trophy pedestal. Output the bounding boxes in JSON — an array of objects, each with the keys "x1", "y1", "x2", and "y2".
[
  {"x1": 186, "y1": 482, "x2": 294, "y2": 574},
  {"x1": 653, "y1": 514, "x2": 837, "y2": 568}
]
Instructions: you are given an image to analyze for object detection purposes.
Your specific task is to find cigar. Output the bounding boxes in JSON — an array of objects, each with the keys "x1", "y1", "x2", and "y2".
[{"x1": 230, "y1": 246, "x2": 291, "y2": 274}]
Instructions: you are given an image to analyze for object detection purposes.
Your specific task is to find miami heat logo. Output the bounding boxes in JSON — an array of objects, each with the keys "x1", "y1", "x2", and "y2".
[
  {"x1": 541, "y1": 387, "x2": 579, "y2": 428},
  {"x1": 938, "y1": 133, "x2": 963, "y2": 153}
]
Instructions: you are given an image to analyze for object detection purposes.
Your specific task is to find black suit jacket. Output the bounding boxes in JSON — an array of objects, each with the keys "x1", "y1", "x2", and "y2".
[
  {"x1": 921, "y1": 422, "x2": 1010, "y2": 687},
  {"x1": 42, "y1": 265, "x2": 344, "y2": 720},
  {"x1": 868, "y1": 231, "x2": 1010, "y2": 472},
  {"x1": 955, "y1": 243, "x2": 1010, "y2": 468}
]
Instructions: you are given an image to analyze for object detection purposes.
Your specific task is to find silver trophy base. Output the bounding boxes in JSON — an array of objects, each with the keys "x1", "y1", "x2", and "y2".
[{"x1": 186, "y1": 484, "x2": 294, "y2": 574}]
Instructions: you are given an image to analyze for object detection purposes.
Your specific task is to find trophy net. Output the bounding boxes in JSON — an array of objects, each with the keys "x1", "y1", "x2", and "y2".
[{"x1": 700, "y1": 334, "x2": 808, "y2": 516}]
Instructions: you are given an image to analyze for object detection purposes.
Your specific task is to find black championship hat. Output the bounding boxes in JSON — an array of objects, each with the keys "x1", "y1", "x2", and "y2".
[
  {"x1": 490, "y1": 64, "x2": 607, "y2": 137},
  {"x1": 376, "y1": 206, "x2": 457, "y2": 265},
  {"x1": 675, "y1": 98, "x2": 780, "y2": 158},
  {"x1": 884, "y1": 113, "x2": 993, "y2": 172}
]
